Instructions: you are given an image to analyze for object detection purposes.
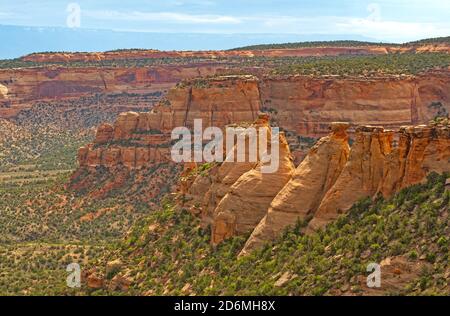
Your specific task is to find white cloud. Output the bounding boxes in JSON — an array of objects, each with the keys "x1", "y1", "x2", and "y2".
[
  {"x1": 84, "y1": 10, "x2": 241, "y2": 24},
  {"x1": 82, "y1": 8, "x2": 450, "y2": 42},
  {"x1": 334, "y1": 17, "x2": 450, "y2": 42},
  {"x1": 240, "y1": 15, "x2": 450, "y2": 42},
  {"x1": 172, "y1": 0, "x2": 217, "y2": 6}
]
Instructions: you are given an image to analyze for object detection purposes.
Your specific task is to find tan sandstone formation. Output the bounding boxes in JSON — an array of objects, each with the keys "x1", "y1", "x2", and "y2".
[
  {"x1": 176, "y1": 120, "x2": 448, "y2": 252},
  {"x1": 379, "y1": 123, "x2": 450, "y2": 196},
  {"x1": 200, "y1": 115, "x2": 272, "y2": 225},
  {"x1": 179, "y1": 114, "x2": 283, "y2": 228},
  {"x1": 307, "y1": 125, "x2": 394, "y2": 231},
  {"x1": 211, "y1": 125, "x2": 295, "y2": 245},
  {"x1": 307, "y1": 123, "x2": 450, "y2": 232},
  {"x1": 240, "y1": 122, "x2": 350, "y2": 255}
]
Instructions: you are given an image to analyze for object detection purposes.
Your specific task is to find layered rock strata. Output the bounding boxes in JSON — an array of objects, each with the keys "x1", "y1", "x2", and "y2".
[
  {"x1": 2, "y1": 65, "x2": 449, "y2": 138},
  {"x1": 76, "y1": 75, "x2": 262, "y2": 169},
  {"x1": 181, "y1": 121, "x2": 449, "y2": 253},
  {"x1": 20, "y1": 43, "x2": 450, "y2": 63},
  {"x1": 308, "y1": 123, "x2": 450, "y2": 232},
  {"x1": 260, "y1": 71, "x2": 450, "y2": 136}
]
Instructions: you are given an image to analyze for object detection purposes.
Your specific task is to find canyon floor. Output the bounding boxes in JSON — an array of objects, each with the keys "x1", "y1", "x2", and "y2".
[{"x1": 0, "y1": 38, "x2": 449, "y2": 295}]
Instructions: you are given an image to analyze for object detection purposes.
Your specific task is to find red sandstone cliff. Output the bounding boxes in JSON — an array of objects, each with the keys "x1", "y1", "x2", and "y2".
[
  {"x1": 71, "y1": 75, "x2": 262, "y2": 199},
  {"x1": 179, "y1": 120, "x2": 449, "y2": 254},
  {"x1": 1, "y1": 64, "x2": 448, "y2": 137},
  {"x1": 307, "y1": 122, "x2": 449, "y2": 232},
  {"x1": 0, "y1": 64, "x2": 229, "y2": 118},
  {"x1": 260, "y1": 71, "x2": 450, "y2": 136}
]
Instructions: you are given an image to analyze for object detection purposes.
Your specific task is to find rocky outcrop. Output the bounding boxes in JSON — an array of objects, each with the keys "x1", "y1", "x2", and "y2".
[
  {"x1": 240, "y1": 122, "x2": 350, "y2": 255},
  {"x1": 260, "y1": 71, "x2": 450, "y2": 136},
  {"x1": 71, "y1": 76, "x2": 262, "y2": 203},
  {"x1": 379, "y1": 123, "x2": 450, "y2": 196},
  {"x1": 0, "y1": 84, "x2": 7, "y2": 99},
  {"x1": 167, "y1": 75, "x2": 261, "y2": 130},
  {"x1": 77, "y1": 113, "x2": 172, "y2": 169},
  {"x1": 211, "y1": 124, "x2": 295, "y2": 245},
  {"x1": 70, "y1": 71, "x2": 449, "y2": 251},
  {"x1": 179, "y1": 120, "x2": 448, "y2": 253},
  {"x1": 307, "y1": 123, "x2": 450, "y2": 232},
  {"x1": 180, "y1": 116, "x2": 271, "y2": 221},
  {"x1": 76, "y1": 75, "x2": 261, "y2": 170},
  {"x1": 306, "y1": 125, "x2": 393, "y2": 231}
]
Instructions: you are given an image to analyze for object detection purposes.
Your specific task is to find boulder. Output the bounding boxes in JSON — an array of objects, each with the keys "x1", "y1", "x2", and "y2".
[{"x1": 95, "y1": 123, "x2": 114, "y2": 144}]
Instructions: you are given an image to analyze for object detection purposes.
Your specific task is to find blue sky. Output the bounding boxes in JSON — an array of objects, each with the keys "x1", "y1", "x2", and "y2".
[{"x1": 0, "y1": 0, "x2": 449, "y2": 42}]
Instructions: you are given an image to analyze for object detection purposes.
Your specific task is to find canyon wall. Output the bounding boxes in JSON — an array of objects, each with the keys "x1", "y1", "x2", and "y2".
[
  {"x1": 73, "y1": 70, "x2": 449, "y2": 253},
  {"x1": 2, "y1": 64, "x2": 449, "y2": 137},
  {"x1": 0, "y1": 64, "x2": 228, "y2": 118},
  {"x1": 261, "y1": 71, "x2": 450, "y2": 136},
  {"x1": 75, "y1": 75, "x2": 262, "y2": 170}
]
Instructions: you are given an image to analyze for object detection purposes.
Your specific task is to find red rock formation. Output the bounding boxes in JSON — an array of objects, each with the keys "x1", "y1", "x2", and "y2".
[
  {"x1": 71, "y1": 75, "x2": 262, "y2": 204},
  {"x1": 95, "y1": 123, "x2": 114, "y2": 144},
  {"x1": 168, "y1": 75, "x2": 261, "y2": 130},
  {"x1": 2, "y1": 64, "x2": 448, "y2": 139},
  {"x1": 178, "y1": 120, "x2": 448, "y2": 253},
  {"x1": 211, "y1": 126, "x2": 295, "y2": 245},
  {"x1": 307, "y1": 123, "x2": 450, "y2": 232},
  {"x1": 76, "y1": 75, "x2": 261, "y2": 170},
  {"x1": 260, "y1": 71, "x2": 450, "y2": 136},
  {"x1": 240, "y1": 122, "x2": 350, "y2": 255},
  {"x1": 77, "y1": 111, "x2": 172, "y2": 170},
  {"x1": 69, "y1": 71, "x2": 449, "y2": 250},
  {"x1": 379, "y1": 124, "x2": 450, "y2": 196},
  {"x1": 0, "y1": 64, "x2": 228, "y2": 119}
]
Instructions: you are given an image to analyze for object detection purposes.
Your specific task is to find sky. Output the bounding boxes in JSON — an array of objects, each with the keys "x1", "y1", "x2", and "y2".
[{"x1": 0, "y1": 0, "x2": 449, "y2": 42}]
